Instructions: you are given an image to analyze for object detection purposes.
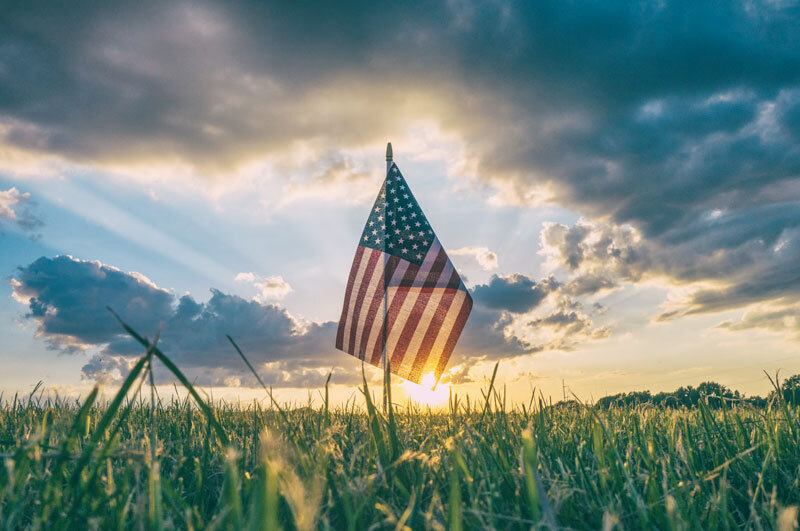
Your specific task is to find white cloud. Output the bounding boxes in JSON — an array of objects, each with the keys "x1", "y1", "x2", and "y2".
[
  {"x1": 235, "y1": 272, "x2": 292, "y2": 303},
  {"x1": 0, "y1": 187, "x2": 29, "y2": 220},
  {"x1": 450, "y1": 246, "x2": 499, "y2": 270}
]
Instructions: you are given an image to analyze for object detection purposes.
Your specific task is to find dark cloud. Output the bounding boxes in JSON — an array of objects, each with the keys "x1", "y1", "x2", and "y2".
[
  {"x1": 3, "y1": 0, "x2": 800, "y2": 322},
  {"x1": 450, "y1": 273, "x2": 609, "y2": 366},
  {"x1": 471, "y1": 274, "x2": 559, "y2": 313},
  {"x1": 11, "y1": 257, "x2": 610, "y2": 385},
  {"x1": 11, "y1": 256, "x2": 361, "y2": 387}
]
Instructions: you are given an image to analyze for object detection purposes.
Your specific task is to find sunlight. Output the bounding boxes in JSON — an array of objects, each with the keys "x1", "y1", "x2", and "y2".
[{"x1": 401, "y1": 372, "x2": 450, "y2": 407}]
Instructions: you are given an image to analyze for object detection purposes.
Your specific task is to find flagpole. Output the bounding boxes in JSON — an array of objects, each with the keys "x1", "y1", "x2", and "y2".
[{"x1": 383, "y1": 142, "x2": 392, "y2": 410}]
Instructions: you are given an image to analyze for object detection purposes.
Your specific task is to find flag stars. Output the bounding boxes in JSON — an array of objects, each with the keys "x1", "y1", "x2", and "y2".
[
  {"x1": 371, "y1": 229, "x2": 377, "y2": 235},
  {"x1": 416, "y1": 253, "x2": 422, "y2": 259},
  {"x1": 415, "y1": 222, "x2": 421, "y2": 227}
]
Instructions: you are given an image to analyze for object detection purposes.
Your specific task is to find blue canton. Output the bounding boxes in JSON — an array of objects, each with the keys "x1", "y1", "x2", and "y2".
[{"x1": 359, "y1": 163, "x2": 435, "y2": 266}]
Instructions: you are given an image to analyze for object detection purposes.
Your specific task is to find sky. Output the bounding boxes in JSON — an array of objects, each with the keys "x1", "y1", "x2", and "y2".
[{"x1": 2, "y1": 0, "x2": 800, "y2": 406}]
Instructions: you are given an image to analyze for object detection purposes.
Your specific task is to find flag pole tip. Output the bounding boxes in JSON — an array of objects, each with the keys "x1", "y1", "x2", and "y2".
[{"x1": 386, "y1": 142, "x2": 393, "y2": 162}]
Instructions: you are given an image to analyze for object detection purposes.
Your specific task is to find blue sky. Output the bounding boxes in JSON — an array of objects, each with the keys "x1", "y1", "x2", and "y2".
[{"x1": 2, "y1": 0, "x2": 800, "y2": 403}]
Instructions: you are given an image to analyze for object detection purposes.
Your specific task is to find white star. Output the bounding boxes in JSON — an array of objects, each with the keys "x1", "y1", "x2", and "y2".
[
  {"x1": 387, "y1": 211, "x2": 393, "y2": 216},
  {"x1": 403, "y1": 194, "x2": 409, "y2": 199},
  {"x1": 418, "y1": 231, "x2": 425, "y2": 237},
  {"x1": 408, "y1": 203, "x2": 414, "y2": 208},
  {"x1": 394, "y1": 229, "x2": 401, "y2": 234},
  {"x1": 412, "y1": 244, "x2": 418, "y2": 250},
  {"x1": 372, "y1": 229, "x2": 377, "y2": 235},
  {"x1": 375, "y1": 238, "x2": 381, "y2": 244},
  {"x1": 369, "y1": 221, "x2": 374, "y2": 226},
  {"x1": 401, "y1": 248, "x2": 408, "y2": 253},
  {"x1": 397, "y1": 206, "x2": 404, "y2": 211},
  {"x1": 401, "y1": 215, "x2": 407, "y2": 221},
  {"x1": 399, "y1": 185, "x2": 405, "y2": 190},
  {"x1": 422, "y1": 240, "x2": 428, "y2": 245},
  {"x1": 398, "y1": 238, "x2": 404, "y2": 244},
  {"x1": 405, "y1": 225, "x2": 411, "y2": 230},
  {"x1": 408, "y1": 234, "x2": 415, "y2": 240},
  {"x1": 410, "y1": 213, "x2": 417, "y2": 218},
  {"x1": 428, "y1": 229, "x2": 433, "y2": 234},
  {"x1": 363, "y1": 235, "x2": 368, "y2": 241},
  {"x1": 416, "y1": 253, "x2": 422, "y2": 259},
  {"x1": 388, "y1": 242, "x2": 394, "y2": 248},
  {"x1": 391, "y1": 219, "x2": 397, "y2": 225},
  {"x1": 415, "y1": 222, "x2": 421, "y2": 227},
  {"x1": 388, "y1": 188, "x2": 395, "y2": 194},
  {"x1": 393, "y1": 197, "x2": 399, "y2": 203},
  {"x1": 377, "y1": 215, "x2": 383, "y2": 221},
  {"x1": 393, "y1": 167, "x2": 398, "y2": 173},
  {"x1": 374, "y1": 207, "x2": 380, "y2": 212},
  {"x1": 381, "y1": 224, "x2": 385, "y2": 230}
]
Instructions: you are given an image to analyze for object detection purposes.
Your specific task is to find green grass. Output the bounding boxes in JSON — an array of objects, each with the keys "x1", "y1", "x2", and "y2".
[{"x1": 1, "y1": 323, "x2": 799, "y2": 529}]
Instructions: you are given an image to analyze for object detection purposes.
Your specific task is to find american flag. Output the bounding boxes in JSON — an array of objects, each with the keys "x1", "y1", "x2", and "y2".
[{"x1": 335, "y1": 161, "x2": 472, "y2": 385}]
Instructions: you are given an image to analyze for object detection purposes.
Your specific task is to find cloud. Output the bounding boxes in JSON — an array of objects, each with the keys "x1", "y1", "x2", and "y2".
[
  {"x1": 3, "y1": 0, "x2": 800, "y2": 328},
  {"x1": 471, "y1": 274, "x2": 559, "y2": 314},
  {"x1": 11, "y1": 256, "x2": 611, "y2": 387},
  {"x1": 235, "y1": 272, "x2": 292, "y2": 303},
  {"x1": 0, "y1": 187, "x2": 42, "y2": 233},
  {"x1": 11, "y1": 255, "x2": 359, "y2": 387},
  {"x1": 453, "y1": 273, "x2": 609, "y2": 366},
  {"x1": 716, "y1": 303, "x2": 800, "y2": 340},
  {"x1": 450, "y1": 246, "x2": 499, "y2": 270}
]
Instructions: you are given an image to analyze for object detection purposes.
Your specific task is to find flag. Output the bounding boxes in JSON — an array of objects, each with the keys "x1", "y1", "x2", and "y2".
[{"x1": 335, "y1": 161, "x2": 472, "y2": 385}]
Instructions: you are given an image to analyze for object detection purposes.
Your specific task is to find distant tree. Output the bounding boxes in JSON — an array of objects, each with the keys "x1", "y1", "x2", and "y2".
[
  {"x1": 768, "y1": 374, "x2": 800, "y2": 406},
  {"x1": 596, "y1": 391, "x2": 652, "y2": 409}
]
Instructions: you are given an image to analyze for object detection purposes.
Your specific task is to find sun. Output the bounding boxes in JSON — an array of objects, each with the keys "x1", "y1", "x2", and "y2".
[{"x1": 401, "y1": 372, "x2": 450, "y2": 407}]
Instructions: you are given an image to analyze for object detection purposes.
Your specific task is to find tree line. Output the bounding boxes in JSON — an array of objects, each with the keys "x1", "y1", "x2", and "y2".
[{"x1": 592, "y1": 374, "x2": 800, "y2": 409}]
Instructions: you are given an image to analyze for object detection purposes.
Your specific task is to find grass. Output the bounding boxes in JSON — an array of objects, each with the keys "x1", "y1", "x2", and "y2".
[{"x1": 0, "y1": 320, "x2": 799, "y2": 529}]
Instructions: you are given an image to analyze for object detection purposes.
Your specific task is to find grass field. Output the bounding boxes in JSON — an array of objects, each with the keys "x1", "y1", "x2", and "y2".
[{"x1": 1, "y1": 322, "x2": 799, "y2": 529}]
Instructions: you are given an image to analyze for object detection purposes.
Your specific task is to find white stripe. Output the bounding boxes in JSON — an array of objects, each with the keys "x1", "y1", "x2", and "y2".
[{"x1": 340, "y1": 248, "x2": 374, "y2": 353}]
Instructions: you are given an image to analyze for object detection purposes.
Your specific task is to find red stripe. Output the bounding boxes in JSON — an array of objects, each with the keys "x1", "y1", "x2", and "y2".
[
  {"x1": 336, "y1": 246, "x2": 366, "y2": 350},
  {"x1": 347, "y1": 249, "x2": 381, "y2": 355},
  {"x1": 356, "y1": 255, "x2": 399, "y2": 360},
  {"x1": 409, "y1": 285, "x2": 459, "y2": 380},
  {"x1": 433, "y1": 291, "x2": 473, "y2": 381},
  {"x1": 389, "y1": 248, "x2": 449, "y2": 368}
]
